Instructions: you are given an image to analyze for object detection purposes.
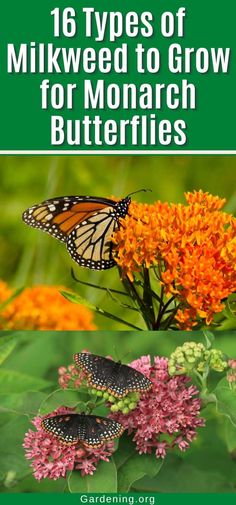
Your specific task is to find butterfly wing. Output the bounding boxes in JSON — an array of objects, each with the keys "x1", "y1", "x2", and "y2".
[
  {"x1": 82, "y1": 416, "x2": 124, "y2": 447},
  {"x1": 74, "y1": 353, "x2": 152, "y2": 398},
  {"x1": 41, "y1": 414, "x2": 86, "y2": 445},
  {"x1": 22, "y1": 196, "x2": 116, "y2": 244},
  {"x1": 74, "y1": 353, "x2": 116, "y2": 391},
  {"x1": 117, "y1": 365, "x2": 152, "y2": 395},
  {"x1": 66, "y1": 207, "x2": 119, "y2": 269},
  {"x1": 41, "y1": 414, "x2": 124, "y2": 447}
]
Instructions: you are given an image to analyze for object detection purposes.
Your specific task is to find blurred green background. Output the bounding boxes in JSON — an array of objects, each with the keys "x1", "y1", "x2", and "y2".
[
  {"x1": 0, "y1": 329, "x2": 235, "y2": 493},
  {"x1": 1, "y1": 155, "x2": 236, "y2": 330}
]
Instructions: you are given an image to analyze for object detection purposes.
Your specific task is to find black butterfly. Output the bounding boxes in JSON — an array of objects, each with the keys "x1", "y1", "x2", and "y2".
[
  {"x1": 74, "y1": 352, "x2": 152, "y2": 398},
  {"x1": 22, "y1": 190, "x2": 147, "y2": 270},
  {"x1": 41, "y1": 413, "x2": 124, "y2": 447}
]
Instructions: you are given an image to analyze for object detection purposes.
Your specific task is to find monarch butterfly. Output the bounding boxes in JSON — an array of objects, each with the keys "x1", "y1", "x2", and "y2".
[
  {"x1": 74, "y1": 352, "x2": 152, "y2": 398},
  {"x1": 22, "y1": 190, "x2": 148, "y2": 270},
  {"x1": 41, "y1": 413, "x2": 124, "y2": 447}
]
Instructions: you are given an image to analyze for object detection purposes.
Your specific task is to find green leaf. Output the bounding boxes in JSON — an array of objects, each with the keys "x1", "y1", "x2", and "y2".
[
  {"x1": 203, "y1": 331, "x2": 215, "y2": 349},
  {"x1": 223, "y1": 299, "x2": 236, "y2": 321},
  {"x1": 113, "y1": 433, "x2": 137, "y2": 469},
  {"x1": 68, "y1": 458, "x2": 117, "y2": 493},
  {"x1": 39, "y1": 389, "x2": 87, "y2": 415},
  {"x1": 0, "y1": 369, "x2": 52, "y2": 394},
  {"x1": 0, "y1": 339, "x2": 17, "y2": 365},
  {"x1": 0, "y1": 415, "x2": 32, "y2": 482},
  {"x1": 214, "y1": 377, "x2": 236, "y2": 426},
  {"x1": 61, "y1": 290, "x2": 141, "y2": 330},
  {"x1": 224, "y1": 418, "x2": 236, "y2": 452},
  {"x1": 134, "y1": 458, "x2": 233, "y2": 493},
  {"x1": 0, "y1": 288, "x2": 24, "y2": 311},
  {"x1": 0, "y1": 391, "x2": 47, "y2": 416},
  {"x1": 118, "y1": 453, "x2": 163, "y2": 492}
]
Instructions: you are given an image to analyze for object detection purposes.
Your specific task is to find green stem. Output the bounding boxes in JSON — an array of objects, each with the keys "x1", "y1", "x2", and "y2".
[
  {"x1": 121, "y1": 274, "x2": 153, "y2": 330},
  {"x1": 142, "y1": 267, "x2": 156, "y2": 327}
]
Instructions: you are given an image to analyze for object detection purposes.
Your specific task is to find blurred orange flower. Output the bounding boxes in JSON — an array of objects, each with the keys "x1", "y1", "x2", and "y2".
[
  {"x1": 0, "y1": 280, "x2": 11, "y2": 303},
  {"x1": 1, "y1": 284, "x2": 96, "y2": 331},
  {"x1": 112, "y1": 190, "x2": 236, "y2": 329}
]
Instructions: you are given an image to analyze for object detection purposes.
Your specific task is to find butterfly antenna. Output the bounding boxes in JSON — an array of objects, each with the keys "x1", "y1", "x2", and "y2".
[
  {"x1": 126, "y1": 189, "x2": 152, "y2": 198},
  {"x1": 121, "y1": 350, "x2": 132, "y2": 362},
  {"x1": 113, "y1": 346, "x2": 132, "y2": 362}
]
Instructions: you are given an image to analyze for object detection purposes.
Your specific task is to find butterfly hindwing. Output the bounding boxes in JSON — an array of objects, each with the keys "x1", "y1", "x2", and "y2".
[
  {"x1": 41, "y1": 414, "x2": 124, "y2": 447},
  {"x1": 74, "y1": 353, "x2": 152, "y2": 398},
  {"x1": 66, "y1": 207, "x2": 119, "y2": 270}
]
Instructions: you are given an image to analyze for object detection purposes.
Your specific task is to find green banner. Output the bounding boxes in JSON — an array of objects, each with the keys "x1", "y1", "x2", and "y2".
[
  {"x1": 0, "y1": 0, "x2": 235, "y2": 151},
  {"x1": 1, "y1": 495, "x2": 236, "y2": 504}
]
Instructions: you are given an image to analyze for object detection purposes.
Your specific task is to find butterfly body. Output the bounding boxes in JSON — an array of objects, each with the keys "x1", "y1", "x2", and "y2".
[
  {"x1": 22, "y1": 195, "x2": 131, "y2": 270},
  {"x1": 41, "y1": 413, "x2": 124, "y2": 447},
  {"x1": 74, "y1": 352, "x2": 152, "y2": 398}
]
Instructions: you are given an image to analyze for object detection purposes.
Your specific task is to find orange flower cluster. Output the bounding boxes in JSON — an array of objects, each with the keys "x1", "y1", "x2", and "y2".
[
  {"x1": 0, "y1": 282, "x2": 96, "y2": 331},
  {"x1": 112, "y1": 190, "x2": 236, "y2": 329}
]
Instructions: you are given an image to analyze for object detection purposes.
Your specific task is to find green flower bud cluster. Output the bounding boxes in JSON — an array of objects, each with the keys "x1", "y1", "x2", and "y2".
[
  {"x1": 206, "y1": 349, "x2": 228, "y2": 373},
  {"x1": 168, "y1": 342, "x2": 206, "y2": 375},
  {"x1": 168, "y1": 342, "x2": 227, "y2": 376},
  {"x1": 89, "y1": 388, "x2": 140, "y2": 414}
]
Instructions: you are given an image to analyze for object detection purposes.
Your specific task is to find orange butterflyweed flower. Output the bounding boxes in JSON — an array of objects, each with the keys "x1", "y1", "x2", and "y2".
[
  {"x1": 1, "y1": 284, "x2": 96, "y2": 331},
  {"x1": 0, "y1": 280, "x2": 12, "y2": 304},
  {"x1": 111, "y1": 190, "x2": 236, "y2": 330}
]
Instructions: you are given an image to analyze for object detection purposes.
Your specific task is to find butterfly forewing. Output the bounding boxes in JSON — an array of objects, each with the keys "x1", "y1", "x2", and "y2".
[
  {"x1": 22, "y1": 196, "x2": 115, "y2": 243},
  {"x1": 41, "y1": 414, "x2": 124, "y2": 447},
  {"x1": 74, "y1": 353, "x2": 152, "y2": 398},
  {"x1": 74, "y1": 353, "x2": 117, "y2": 390}
]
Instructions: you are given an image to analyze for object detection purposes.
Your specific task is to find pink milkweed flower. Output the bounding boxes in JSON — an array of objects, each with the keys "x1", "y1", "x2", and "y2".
[
  {"x1": 111, "y1": 355, "x2": 205, "y2": 459},
  {"x1": 58, "y1": 364, "x2": 86, "y2": 389},
  {"x1": 23, "y1": 407, "x2": 115, "y2": 481},
  {"x1": 58, "y1": 349, "x2": 90, "y2": 389}
]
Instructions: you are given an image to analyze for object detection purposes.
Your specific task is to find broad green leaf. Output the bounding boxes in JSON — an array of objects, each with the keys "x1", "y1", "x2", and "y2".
[
  {"x1": 0, "y1": 415, "x2": 32, "y2": 482},
  {"x1": 134, "y1": 459, "x2": 233, "y2": 493},
  {"x1": 39, "y1": 389, "x2": 87, "y2": 415},
  {"x1": 0, "y1": 391, "x2": 46, "y2": 416},
  {"x1": 224, "y1": 418, "x2": 236, "y2": 452},
  {"x1": 118, "y1": 453, "x2": 163, "y2": 492},
  {"x1": 113, "y1": 433, "x2": 137, "y2": 469},
  {"x1": 68, "y1": 458, "x2": 117, "y2": 493},
  {"x1": 214, "y1": 378, "x2": 236, "y2": 426},
  {"x1": 0, "y1": 369, "x2": 51, "y2": 393},
  {"x1": 2, "y1": 473, "x2": 66, "y2": 493},
  {"x1": 3, "y1": 332, "x2": 59, "y2": 377}
]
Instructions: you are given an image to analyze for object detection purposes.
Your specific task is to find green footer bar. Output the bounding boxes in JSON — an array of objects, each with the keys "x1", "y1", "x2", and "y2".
[{"x1": 0, "y1": 494, "x2": 236, "y2": 504}]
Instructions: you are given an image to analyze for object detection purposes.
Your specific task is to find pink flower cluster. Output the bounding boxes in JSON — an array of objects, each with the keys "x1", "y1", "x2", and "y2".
[
  {"x1": 111, "y1": 355, "x2": 205, "y2": 459},
  {"x1": 23, "y1": 407, "x2": 115, "y2": 481},
  {"x1": 58, "y1": 364, "x2": 85, "y2": 389},
  {"x1": 227, "y1": 359, "x2": 236, "y2": 387}
]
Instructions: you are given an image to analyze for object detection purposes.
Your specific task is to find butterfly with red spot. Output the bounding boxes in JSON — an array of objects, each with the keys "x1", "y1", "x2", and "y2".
[
  {"x1": 41, "y1": 413, "x2": 124, "y2": 447},
  {"x1": 74, "y1": 352, "x2": 152, "y2": 398},
  {"x1": 22, "y1": 190, "x2": 148, "y2": 270}
]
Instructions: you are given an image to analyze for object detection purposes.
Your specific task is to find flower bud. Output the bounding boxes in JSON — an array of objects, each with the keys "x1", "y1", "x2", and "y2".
[
  {"x1": 129, "y1": 402, "x2": 137, "y2": 410},
  {"x1": 106, "y1": 391, "x2": 140, "y2": 413},
  {"x1": 169, "y1": 341, "x2": 228, "y2": 376},
  {"x1": 122, "y1": 407, "x2": 130, "y2": 414}
]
